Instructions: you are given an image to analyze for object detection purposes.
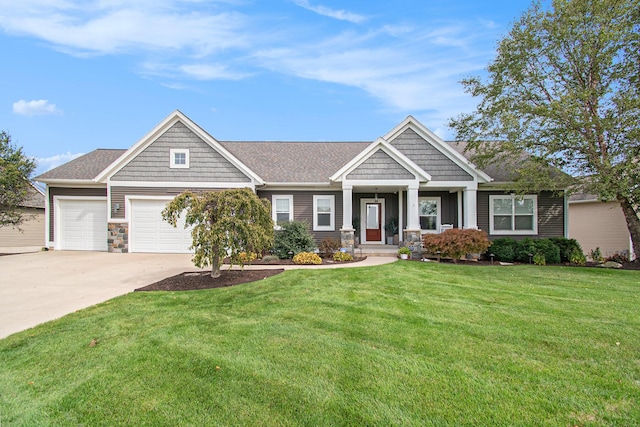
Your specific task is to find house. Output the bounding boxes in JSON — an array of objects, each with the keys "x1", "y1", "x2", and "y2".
[
  {"x1": 34, "y1": 110, "x2": 568, "y2": 254},
  {"x1": 0, "y1": 183, "x2": 45, "y2": 253},
  {"x1": 569, "y1": 193, "x2": 635, "y2": 260}
]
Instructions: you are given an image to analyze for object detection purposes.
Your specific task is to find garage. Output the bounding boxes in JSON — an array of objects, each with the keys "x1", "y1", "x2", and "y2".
[
  {"x1": 57, "y1": 198, "x2": 108, "y2": 251},
  {"x1": 129, "y1": 199, "x2": 193, "y2": 253}
]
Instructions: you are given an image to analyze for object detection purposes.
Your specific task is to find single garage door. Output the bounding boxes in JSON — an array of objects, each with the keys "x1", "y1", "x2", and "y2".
[
  {"x1": 58, "y1": 199, "x2": 108, "y2": 251},
  {"x1": 130, "y1": 199, "x2": 193, "y2": 253}
]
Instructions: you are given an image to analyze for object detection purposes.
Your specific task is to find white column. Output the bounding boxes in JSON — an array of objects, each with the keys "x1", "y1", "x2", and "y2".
[
  {"x1": 398, "y1": 190, "x2": 404, "y2": 234},
  {"x1": 342, "y1": 185, "x2": 353, "y2": 230},
  {"x1": 457, "y1": 190, "x2": 463, "y2": 229},
  {"x1": 406, "y1": 184, "x2": 420, "y2": 230},
  {"x1": 463, "y1": 186, "x2": 478, "y2": 229}
]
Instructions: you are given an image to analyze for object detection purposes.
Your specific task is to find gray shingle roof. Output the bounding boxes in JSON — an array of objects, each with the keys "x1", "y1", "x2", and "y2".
[
  {"x1": 22, "y1": 184, "x2": 45, "y2": 209},
  {"x1": 35, "y1": 149, "x2": 126, "y2": 181},
  {"x1": 220, "y1": 141, "x2": 371, "y2": 183}
]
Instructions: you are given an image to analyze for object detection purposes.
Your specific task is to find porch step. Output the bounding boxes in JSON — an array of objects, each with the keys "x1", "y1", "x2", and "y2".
[{"x1": 355, "y1": 244, "x2": 399, "y2": 257}]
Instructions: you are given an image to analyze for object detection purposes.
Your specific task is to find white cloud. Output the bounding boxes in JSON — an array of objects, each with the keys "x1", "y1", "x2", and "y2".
[
  {"x1": 179, "y1": 64, "x2": 253, "y2": 81},
  {"x1": 13, "y1": 100, "x2": 61, "y2": 116},
  {"x1": 292, "y1": 0, "x2": 367, "y2": 24},
  {"x1": 35, "y1": 152, "x2": 84, "y2": 174}
]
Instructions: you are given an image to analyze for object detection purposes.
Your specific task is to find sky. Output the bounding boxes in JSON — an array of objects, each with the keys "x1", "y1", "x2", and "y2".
[{"x1": 0, "y1": 0, "x2": 534, "y2": 177}]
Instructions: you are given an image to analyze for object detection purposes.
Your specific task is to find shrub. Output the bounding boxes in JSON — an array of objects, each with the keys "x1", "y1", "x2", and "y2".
[
  {"x1": 605, "y1": 253, "x2": 629, "y2": 263},
  {"x1": 319, "y1": 238, "x2": 341, "y2": 258},
  {"x1": 514, "y1": 238, "x2": 537, "y2": 263},
  {"x1": 533, "y1": 253, "x2": 546, "y2": 265},
  {"x1": 569, "y1": 249, "x2": 587, "y2": 266},
  {"x1": 422, "y1": 229, "x2": 491, "y2": 262},
  {"x1": 398, "y1": 246, "x2": 411, "y2": 255},
  {"x1": 549, "y1": 237, "x2": 583, "y2": 263},
  {"x1": 273, "y1": 221, "x2": 316, "y2": 259},
  {"x1": 293, "y1": 252, "x2": 322, "y2": 265},
  {"x1": 333, "y1": 251, "x2": 353, "y2": 262},
  {"x1": 533, "y1": 238, "x2": 561, "y2": 264},
  {"x1": 261, "y1": 255, "x2": 280, "y2": 263},
  {"x1": 488, "y1": 237, "x2": 517, "y2": 262},
  {"x1": 589, "y1": 247, "x2": 603, "y2": 263},
  {"x1": 236, "y1": 252, "x2": 257, "y2": 263}
]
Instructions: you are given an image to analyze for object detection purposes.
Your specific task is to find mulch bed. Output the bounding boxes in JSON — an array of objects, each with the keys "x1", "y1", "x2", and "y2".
[{"x1": 135, "y1": 269, "x2": 285, "y2": 292}]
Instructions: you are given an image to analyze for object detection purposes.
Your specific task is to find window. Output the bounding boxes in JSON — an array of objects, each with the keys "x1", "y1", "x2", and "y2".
[
  {"x1": 489, "y1": 194, "x2": 538, "y2": 235},
  {"x1": 313, "y1": 195, "x2": 335, "y2": 231},
  {"x1": 170, "y1": 149, "x2": 189, "y2": 169},
  {"x1": 272, "y1": 195, "x2": 293, "y2": 226},
  {"x1": 419, "y1": 197, "x2": 441, "y2": 233}
]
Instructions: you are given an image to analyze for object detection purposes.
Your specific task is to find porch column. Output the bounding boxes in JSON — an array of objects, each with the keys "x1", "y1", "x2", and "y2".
[
  {"x1": 463, "y1": 186, "x2": 478, "y2": 229},
  {"x1": 406, "y1": 184, "x2": 420, "y2": 230},
  {"x1": 341, "y1": 185, "x2": 353, "y2": 230},
  {"x1": 398, "y1": 190, "x2": 404, "y2": 238}
]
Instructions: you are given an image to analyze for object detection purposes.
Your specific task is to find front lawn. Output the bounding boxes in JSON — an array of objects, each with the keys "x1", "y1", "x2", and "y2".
[{"x1": 1, "y1": 262, "x2": 639, "y2": 426}]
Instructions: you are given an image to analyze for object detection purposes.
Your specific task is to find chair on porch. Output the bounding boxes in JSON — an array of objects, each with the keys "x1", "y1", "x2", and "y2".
[{"x1": 439, "y1": 224, "x2": 454, "y2": 233}]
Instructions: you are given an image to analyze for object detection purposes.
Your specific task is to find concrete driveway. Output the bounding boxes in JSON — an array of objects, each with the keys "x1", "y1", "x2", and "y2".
[{"x1": 0, "y1": 251, "x2": 203, "y2": 339}]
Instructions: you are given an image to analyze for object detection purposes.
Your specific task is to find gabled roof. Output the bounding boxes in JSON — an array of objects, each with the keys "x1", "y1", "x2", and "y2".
[
  {"x1": 35, "y1": 149, "x2": 126, "y2": 182},
  {"x1": 387, "y1": 116, "x2": 492, "y2": 183},
  {"x1": 95, "y1": 110, "x2": 264, "y2": 184},
  {"x1": 329, "y1": 137, "x2": 431, "y2": 182},
  {"x1": 22, "y1": 183, "x2": 45, "y2": 209},
  {"x1": 221, "y1": 141, "x2": 370, "y2": 183}
]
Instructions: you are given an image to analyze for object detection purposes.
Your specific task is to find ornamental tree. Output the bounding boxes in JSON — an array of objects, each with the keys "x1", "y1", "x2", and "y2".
[
  {"x1": 162, "y1": 188, "x2": 274, "y2": 278},
  {"x1": 449, "y1": 0, "x2": 640, "y2": 260},
  {"x1": 0, "y1": 131, "x2": 37, "y2": 229}
]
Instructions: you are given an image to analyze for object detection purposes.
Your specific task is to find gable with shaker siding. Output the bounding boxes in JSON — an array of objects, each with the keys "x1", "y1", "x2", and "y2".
[
  {"x1": 390, "y1": 128, "x2": 473, "y2": 181},
  {"x1": 111, "y1": 122, "x2": 251, "y2": 183},
  {"x1": 346, "y1": 150, "x2": 416, "y2": 180}
]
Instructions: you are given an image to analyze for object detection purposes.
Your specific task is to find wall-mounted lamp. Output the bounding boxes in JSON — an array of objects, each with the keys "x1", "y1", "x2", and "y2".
[{"x1": 114, "y1": 203, "x2": 120, "y2": 212}]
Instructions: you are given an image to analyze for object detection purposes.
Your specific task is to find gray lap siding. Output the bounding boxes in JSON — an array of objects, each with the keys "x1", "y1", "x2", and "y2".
[
  {"x1": 109, "y1": 186, "x2": 219, "y2": 219},
  {"x1": 477, "y1": 190, "x2": 565, "y2": 239},
  {"x1": 257, "y1": 190, "x2": 343, "y2": 243}
]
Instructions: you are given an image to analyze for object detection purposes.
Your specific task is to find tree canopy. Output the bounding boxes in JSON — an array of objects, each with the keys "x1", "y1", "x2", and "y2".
[
  {"x1": 449, "y1": 0, "x2": 640, "y2": 260},
  {"x1": 0, "y1": 131, "x2": 37, "y2": 229},
  {"x1": 162, "y1": 188, "x2": 274, "y2": 278}
]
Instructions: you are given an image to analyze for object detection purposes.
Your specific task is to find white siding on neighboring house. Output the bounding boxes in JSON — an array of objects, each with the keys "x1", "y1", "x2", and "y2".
[{"x1": 0, "y1": 208, "x2": 45, "y2": 252}]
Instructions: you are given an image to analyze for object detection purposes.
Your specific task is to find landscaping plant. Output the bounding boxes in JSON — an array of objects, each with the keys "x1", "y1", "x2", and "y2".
[
  {"x1": 273, "y1": 221, "x2": 316, "y2": 259},
  {"x1": 292, "y1": 251, "x2": 322, "y2": 265},
  {"x1": 422, "y1": 228, "x2": 491, "y2": 262}
]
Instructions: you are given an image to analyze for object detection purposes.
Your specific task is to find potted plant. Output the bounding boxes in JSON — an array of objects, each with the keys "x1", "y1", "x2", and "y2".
[
  {"x1": 385, "y1": 217, "x2": 399, "y2": 245},
  {"x1": 398, "y1": 246, "x2": 411, "y2": 260}
]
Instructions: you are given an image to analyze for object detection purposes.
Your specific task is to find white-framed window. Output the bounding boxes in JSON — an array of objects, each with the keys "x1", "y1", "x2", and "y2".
[
  {"x1": 170, "y1": 149, "x2": 189, "y2": 169},
  {"x1": 272, "y1": 195, "x2": 293, "y2": 226},
  {"x1": 313, "y1": 195, "x2": 335, "y2": 231},
  {"x1": 489, "y1": 194, "x2": 538, "y2": 235},
  {"x1": 419, "y1": 197, "x2": 441, "y2": 233}
]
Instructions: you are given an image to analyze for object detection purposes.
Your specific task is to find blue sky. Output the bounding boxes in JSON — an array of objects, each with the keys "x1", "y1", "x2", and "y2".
[{"x1": 0, "y1": 0, "x2": 533, "y2": 176}]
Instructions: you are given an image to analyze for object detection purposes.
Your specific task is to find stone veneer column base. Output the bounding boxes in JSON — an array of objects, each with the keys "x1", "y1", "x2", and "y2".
[
  {"x1": 108, "y1": 222, "x2": 129, "y2": 253},
  {"x1": 403, "y1": 229, "x2": 422, "y2": 259},
  {"x1": 340, "y1": 228, "x2": 355, "y2": 256}
]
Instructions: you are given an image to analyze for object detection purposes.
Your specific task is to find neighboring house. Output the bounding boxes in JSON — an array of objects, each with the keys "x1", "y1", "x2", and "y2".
[
  {"x1": 0, "y1": 183, "x2": 45, "y2": 253},
  {"x1": 569, "y1": 194, "x2": 635, "y2": 260},
  {"x1": 34, "y1": 110, "x2": 568, "y2": 254}
]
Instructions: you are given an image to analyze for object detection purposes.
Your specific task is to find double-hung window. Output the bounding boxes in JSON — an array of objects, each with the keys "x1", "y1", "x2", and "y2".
[
  {"x1": 489, "y1": 194, "x2": 537, "y2": 235},
  {"x1": 272, "y1": 195, "x2": 293, "y2": 226},
  {"x1": 170, "y1": 149, "x2": 189, "y2": 169},
  {"x1": 419, "y1": 197, "x2": 441, "y2": 233},
  {"x1": 313, "y1": 195, "x2": 335, "y2": 231}
]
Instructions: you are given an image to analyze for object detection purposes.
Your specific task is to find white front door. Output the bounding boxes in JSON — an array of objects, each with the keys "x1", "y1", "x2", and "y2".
[{"x1": 130, "y1": 199, "x2": 193, "y2": 253}]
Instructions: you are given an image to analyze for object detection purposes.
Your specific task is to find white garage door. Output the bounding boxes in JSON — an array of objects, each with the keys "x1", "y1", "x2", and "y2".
[
  {"x1": 130, "y1": 199, "x2": 193, "y2": 253},
  {"x1": 58, "y1": 199, "x2": 108, "y2": 251}
]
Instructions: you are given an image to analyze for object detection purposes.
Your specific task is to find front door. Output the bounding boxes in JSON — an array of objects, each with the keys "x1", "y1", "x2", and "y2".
[{"x1": 365, "y1": 203, "x2": 382, "y2": 242}]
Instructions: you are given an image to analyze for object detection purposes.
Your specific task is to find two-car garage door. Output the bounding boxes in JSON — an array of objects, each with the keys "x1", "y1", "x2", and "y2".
[{"x1": 130, "y1": 199, "x2": 192, "y2": 253}]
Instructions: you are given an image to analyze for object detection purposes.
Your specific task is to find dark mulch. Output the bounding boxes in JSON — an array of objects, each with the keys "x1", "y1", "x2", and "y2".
[{"x1": 135, "y1": 269, "x2": 285, "y2": 292}]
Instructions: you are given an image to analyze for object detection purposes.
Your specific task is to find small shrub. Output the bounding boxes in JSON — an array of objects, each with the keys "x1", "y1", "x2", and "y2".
[
  {"x1": 273, "y1": 221, "x2": 316, "y2": 259},
  {"x1": 589, "y1": 247, "x2": 603, "y2": 263},
  {"x1": 237, "y1": 252, "x2": 257, "y2": 263},
  {"x1": 514, "y1": 238, "x2": 537, "y2": 263},
  {"x1": 261, "y1": 255, "x2": 280, "y2": 263},
  {"x1": 569, "y1": 249, "x2": 587, "y2": 266},
  {"x1": 333, "y1": 251, "x2": 353, "y2": 262},
  {"x1": 293, "y1": 252, "x2": 322, "y2": 265},
  {"x1": 488, "y1": 237, "x2": 517, "y2": 262},
  {"x1": 533, "y1": 239, "x2": 561, "y2": 264},
  {"x1": 533, "y1": 253, "x2": 546, "y2": 265},
  {"x1": 422, "y1": 229, "x2": 491, "y2": 262},
  {"x1": 549, "y1": 237, "x2": 583, "y2": 263},
  {"x1": 605, "y1": 253, "x2": 629, "y2": 263},
  {"x1": 319, "y1": 238, "x2": 341, "y2": 258}
]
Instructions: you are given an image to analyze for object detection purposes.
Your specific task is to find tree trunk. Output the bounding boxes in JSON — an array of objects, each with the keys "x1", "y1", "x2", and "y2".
[
  {"x1": 618, "y1": 195, "x2": 640, "y2": 261},
  {"x1": 210, "y1": 256, "x2": 221, "y2": 279}
]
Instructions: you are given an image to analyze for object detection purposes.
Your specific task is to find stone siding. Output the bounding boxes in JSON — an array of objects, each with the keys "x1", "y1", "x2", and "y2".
[{"x1": 108, "y1": 223, "x2": 128, "y2": 253}]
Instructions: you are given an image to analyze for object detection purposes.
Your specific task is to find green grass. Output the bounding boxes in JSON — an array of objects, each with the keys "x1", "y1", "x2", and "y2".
[{"x1": 1, "y1": 262, "x2": 639, "y2": 426}]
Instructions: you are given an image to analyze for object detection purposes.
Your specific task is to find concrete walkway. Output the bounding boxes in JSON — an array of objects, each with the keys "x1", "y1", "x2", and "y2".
[{"x1": 0, "y1": 251, "x2": 396, "y2": 339}]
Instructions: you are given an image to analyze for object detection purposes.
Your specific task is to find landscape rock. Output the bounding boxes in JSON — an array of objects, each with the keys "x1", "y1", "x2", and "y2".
[{"x1": 596, "y1": 261, "x2": 623, "y2": 269}]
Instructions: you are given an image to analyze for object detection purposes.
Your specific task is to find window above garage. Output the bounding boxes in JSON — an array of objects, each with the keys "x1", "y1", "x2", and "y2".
[{"x1": 170, "y1": 148, "x2": 189, "y2": 169}]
